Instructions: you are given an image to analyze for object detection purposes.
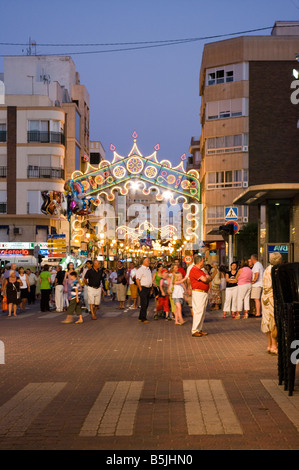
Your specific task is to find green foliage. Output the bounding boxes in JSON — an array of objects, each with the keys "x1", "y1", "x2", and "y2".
[{"x1": 235, "y1": 222, "x2": 258, "y2": 261}]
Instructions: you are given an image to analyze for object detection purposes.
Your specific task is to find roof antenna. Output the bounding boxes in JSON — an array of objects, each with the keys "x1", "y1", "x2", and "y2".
[{"x1": 26, "y1": 37, "x2": 37, "y2": 55}]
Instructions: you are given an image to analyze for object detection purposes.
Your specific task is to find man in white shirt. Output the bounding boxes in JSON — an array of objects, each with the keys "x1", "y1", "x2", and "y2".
[
  {"x1": 109, "y1": 269, "x2": 118, "y2": 301},
  {"x1": 136, "y1": 257, "x2": 152, "y2": 323},
  {"x1": 128, "y1": 262, "x2": 138, "y2": 309},
  {"x1": 250, "y1": 254, "x2": 264, "y2": 317}
]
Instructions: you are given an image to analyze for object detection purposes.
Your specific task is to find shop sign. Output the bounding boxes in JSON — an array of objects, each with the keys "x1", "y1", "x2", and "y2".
[
  {"x1": 268, "y1": 245, "x2": 289, "y2": 253},
  {"x1": 0, "y1": 249, "x2": 29, "y2": 256},
  {"x1": 0, "y1": 242, "x2": 34, "y2": 249}
]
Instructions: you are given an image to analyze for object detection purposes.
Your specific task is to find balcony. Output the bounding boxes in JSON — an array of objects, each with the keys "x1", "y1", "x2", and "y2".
[
  {"x1": 27, "y1": 131, "x2": 65, "y2": 145},
  {"x1": 0, "y1": 131, "x2": 6, "y2": 142},
  {"x1": 27, "y1": 166, "x2": 65, "y2": 179}
]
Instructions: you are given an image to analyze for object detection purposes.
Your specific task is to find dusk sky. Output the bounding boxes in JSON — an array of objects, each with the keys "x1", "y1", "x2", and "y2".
[{"x1": 0, "y1": 0, "x2": 298, "y2": 164}]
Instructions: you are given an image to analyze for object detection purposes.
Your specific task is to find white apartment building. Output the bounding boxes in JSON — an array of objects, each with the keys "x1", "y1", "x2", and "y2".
[{"x1": 0, "y1": 55, "x2": 90, "y2": 250}]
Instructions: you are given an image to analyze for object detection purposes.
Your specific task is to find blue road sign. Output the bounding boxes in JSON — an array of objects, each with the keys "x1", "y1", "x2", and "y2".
[{"x1": 225, "y1": 207, "x2": 238, "y2": 220}]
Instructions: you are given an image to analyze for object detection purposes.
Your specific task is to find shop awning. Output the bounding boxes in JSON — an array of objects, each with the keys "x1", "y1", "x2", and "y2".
[{"x1": 233, "y1": 183, "x2": 299, "y2": 206}]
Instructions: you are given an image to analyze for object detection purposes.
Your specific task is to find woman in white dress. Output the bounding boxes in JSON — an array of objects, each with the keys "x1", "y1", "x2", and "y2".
[{"x1": 261, "y1": 252, "x2": 282, "y2": 355}]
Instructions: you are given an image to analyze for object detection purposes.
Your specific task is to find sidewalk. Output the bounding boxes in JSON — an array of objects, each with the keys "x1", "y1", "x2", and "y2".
[{"x1": 0, "y1": 298, "x2": 298, "y2": 450}]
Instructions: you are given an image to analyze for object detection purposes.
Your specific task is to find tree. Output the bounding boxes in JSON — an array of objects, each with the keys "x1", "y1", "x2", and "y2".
[{"x1": 235, "y1": 222, "x2": 258, "y2": 261}]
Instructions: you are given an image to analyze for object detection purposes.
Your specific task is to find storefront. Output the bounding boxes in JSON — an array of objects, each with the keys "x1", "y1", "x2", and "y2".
[
  {"x1": 0, "y1": 242, "x2": 41, "y2": 268},
  {"x1": 233, "y1": 183, "x2": 299, "y2": 264}
]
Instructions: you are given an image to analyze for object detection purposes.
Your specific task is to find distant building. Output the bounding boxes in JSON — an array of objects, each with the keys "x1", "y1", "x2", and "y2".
[{"x1": 194, "y1": 21, "x2": 299, "y2": 263}]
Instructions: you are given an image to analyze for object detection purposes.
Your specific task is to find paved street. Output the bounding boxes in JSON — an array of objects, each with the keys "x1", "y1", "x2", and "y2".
[{"x1": 0, "y1": 298, "x2": 299, "y2": 451}]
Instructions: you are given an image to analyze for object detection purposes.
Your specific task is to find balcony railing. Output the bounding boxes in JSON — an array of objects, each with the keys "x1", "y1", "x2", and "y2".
[
  {"x1": 27, "y1": 166, "x2": 65, "y2": 179},
  {"x1": 0, "y1": 131, "x2": 6, "y2": 142},
  {"x1": 0, "y1": 167, "x2": 7, "y2": 177},
  {"x1": 27, "y1": 131, "x2": 65, "y2": 145}
]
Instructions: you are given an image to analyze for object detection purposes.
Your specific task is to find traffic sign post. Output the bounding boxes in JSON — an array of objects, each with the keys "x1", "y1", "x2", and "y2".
[
  {"x1": 33, "y1": 245, "x2": 40, "y2": 259},
  {"x1": 219, "y1": 221, "x2": 239, "y2": 266},
  {"x1": 47, "y1": 235, "x2": 67, "y2": 259},
  {"x1": 225, "y1": 207, "x2": 238, "y2": 220}
]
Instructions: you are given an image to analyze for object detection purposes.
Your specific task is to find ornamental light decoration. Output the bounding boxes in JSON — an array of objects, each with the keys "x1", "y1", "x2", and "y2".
[
  {"x1": 41, "y1": 132, "x2": 202, "y2": 246},
  {"x1": 64, "y1": 131, "x2": 200, "y2": 212}
]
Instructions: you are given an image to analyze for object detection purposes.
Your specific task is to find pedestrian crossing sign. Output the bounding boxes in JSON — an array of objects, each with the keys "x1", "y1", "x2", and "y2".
[{"x1": 225, "y1": 207, "x2": 238, "y2": 220}]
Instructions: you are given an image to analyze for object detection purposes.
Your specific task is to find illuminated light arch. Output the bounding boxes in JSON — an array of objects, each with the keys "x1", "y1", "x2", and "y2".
[
  {"x1": 62, "y1": 132, "x2": 202, "y2": 244},
  {"x1": 68, "y1": 132, "x2": 200, "y2": 205}
]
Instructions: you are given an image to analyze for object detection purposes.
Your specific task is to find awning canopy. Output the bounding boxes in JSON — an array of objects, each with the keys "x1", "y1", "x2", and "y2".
[{"x1": 233, "y1": 183, "x2": 299, "y2": 206}]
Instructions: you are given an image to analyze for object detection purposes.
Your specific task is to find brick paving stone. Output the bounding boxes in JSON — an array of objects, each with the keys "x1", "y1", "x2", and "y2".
[{"x1": 0, "y1": 300, "x2": 299, "y2": 450}]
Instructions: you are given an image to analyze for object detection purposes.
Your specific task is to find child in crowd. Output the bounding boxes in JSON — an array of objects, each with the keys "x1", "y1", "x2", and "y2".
[
  {"x1": 61, "y1": 271, "x2": 83, "y2": 324},
  {"x1": 157, "y1": 269, "x2": 171, "y2": 321}
]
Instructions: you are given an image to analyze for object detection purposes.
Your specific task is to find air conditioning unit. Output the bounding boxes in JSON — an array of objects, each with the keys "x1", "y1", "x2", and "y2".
[
  {"x1": 243, "y1": 217, "x2": 248, "y2": 223},
  {"x1": 242, "y1": 146, "x2": 248, "y2": 152},
  {"x1": 243, "y1": 182, "x2": 248, "y2": 188},
  {"x1": 13, "y1": 227, "x2": 22, "y2": 235}
]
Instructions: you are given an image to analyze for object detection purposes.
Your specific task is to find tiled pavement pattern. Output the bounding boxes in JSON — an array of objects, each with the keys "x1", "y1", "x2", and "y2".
[{"x1": 0, "y1": 299, "x2": 299, "y2": 450}]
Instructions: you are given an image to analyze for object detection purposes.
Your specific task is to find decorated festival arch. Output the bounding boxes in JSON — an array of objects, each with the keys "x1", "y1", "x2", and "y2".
[{"x1": 41, "y1": 132, "x2": 202, "y2": 250}]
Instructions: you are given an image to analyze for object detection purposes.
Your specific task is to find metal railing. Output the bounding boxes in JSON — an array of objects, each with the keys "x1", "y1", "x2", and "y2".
[
  {"x1": 27, "y1": 166, "x2": 65, "y2": 179},
  {"x1": 27, "y1": 131, "x2": 65, "y2": 145}
]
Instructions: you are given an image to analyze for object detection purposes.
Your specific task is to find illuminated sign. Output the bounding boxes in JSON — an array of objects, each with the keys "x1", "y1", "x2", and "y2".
[
  {"x1": 0, "y1": 249, "x2": 29, "y2": 256},
  {"x1": 0, "y1": 242, "x2": 34, "y2": 249},
  {"x1": 268, "y1": 245, "x2": 289, "y2": 253}
]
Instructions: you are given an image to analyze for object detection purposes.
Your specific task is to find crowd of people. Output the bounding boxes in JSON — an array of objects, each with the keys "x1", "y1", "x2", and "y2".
[{"x1": 0, "y1": 252, "x2": 282, "y2": 354}]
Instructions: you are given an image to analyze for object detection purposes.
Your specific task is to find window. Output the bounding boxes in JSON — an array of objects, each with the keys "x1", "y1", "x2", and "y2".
[
  {"x1": 75, "y1": 145, "x2": 80, "y2": 170},
  {"x1": 226, "y1": 70, "x2": 234, "y2": 82},
  {"x1": 0, "y1": 190, "x2": 7, "y2": 213},
  {"x1": 75, "y1": 111, "x2": 81, "y2": 143},
  {"x1": 216, "y1": 69, "x2": 225, "y2": 84},
  {"x1": 28, "y1": 120, "x2": 64, "y2": 144},
  {"x1": 27, "y1": 191, "x2": 42, "y2": 214},
  {"x1": 205, "y1": 63, "x2": 249, "y2": 87},
  {"x1": 207, "y1": 206, "x2": 224, "y2": 222},
  {"x1": 27, "y1": 155, "x2": 64, "y2": 179},
  {"x1": 0, "y1": 123, "x2": 6, "y2": 142},
  {"x1": 206, "y1": 134, "x2": 248, "y2": 154},
  {"x1": 90, "y1": 152, "x2": 101, "y2": 165},
  {"x1": 206, "y1": 205, "x2": 248, "y2": 223},
  {"x1": 207, "y1": 170, "x2": 247, "y2": 189},
  {"x1": 206, "y1": 99, "x2": 247, "y2": 121},
  {"x1": 207, "y1": 68, "x2": 230, "y2": 85},
  {"x1": 208, "y1": 72, "x2": 215, "y2": 85}
]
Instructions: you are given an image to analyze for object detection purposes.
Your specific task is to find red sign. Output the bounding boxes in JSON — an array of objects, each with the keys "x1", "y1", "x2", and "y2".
[
  {"x1": 0, "y1": 249, "x2": 29, "y2": 256},
  {"x1": 184, "y1": 255, "x2": 193, "y2": 264},
  {"x1": 225, "y1": 221, "x2": 239, "y2": 234}
]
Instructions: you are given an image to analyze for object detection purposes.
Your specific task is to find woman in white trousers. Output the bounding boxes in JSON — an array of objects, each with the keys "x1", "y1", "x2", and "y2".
[
  {"x1": 223, "y1": 262, "x2": 238, "y2": 318},
  {"x1": 235, "y1": 262, "x2": 253, "y2": 319}
]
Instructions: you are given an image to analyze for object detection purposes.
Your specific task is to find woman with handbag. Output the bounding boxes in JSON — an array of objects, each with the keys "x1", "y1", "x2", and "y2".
[
  {"x1": 209, "y1": 262, "x2": 221, "y2": 310},
  {"x1": 18, "y1": 266, "x2": 30, "y2": 313},
  {"x1": 6, "y1": 271, "x2": 21, "y2": 317}
]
